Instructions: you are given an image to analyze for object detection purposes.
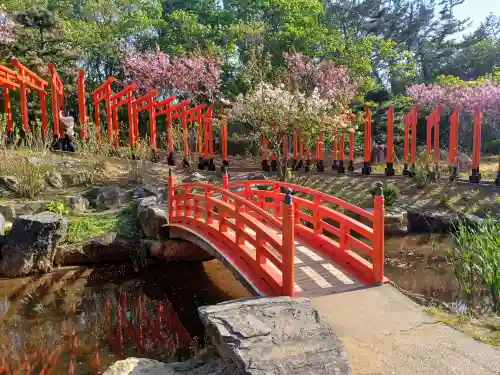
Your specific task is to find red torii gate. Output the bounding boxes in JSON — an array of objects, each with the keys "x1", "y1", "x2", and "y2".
[
  {"x1": 12, "y1": 59, "x2": 49, "y2": 135},
  {"x1": 185, "y1": 104, "x2": 207, "y2": 169},
  {"x1": 92, "y1": 77, "x2": 115, "y2": 143},
  {"x1": 426, "y1": 106, "x2": 442, "y2": 172},
  {"x1": 110, "y1": 83, "x2": 136, "y2": 147},
  {"x1": 0, "y1": 64, "x2": 20, "y2": 140},
  {"x1": 133, "y1": 89, "x2": 158, "y2": 150},
  {"x1": 168, "y1": 99, "x2": 191, "y2": 162},
  {"x1": 403, "y1": 106, "x2": 418, "y2": 175},
  {"x1": 155, "y1": 95, "x2": 177, "y2": 165},
  {"x1": 48, "y1": 64, "x2": 65, "y2": 137}
]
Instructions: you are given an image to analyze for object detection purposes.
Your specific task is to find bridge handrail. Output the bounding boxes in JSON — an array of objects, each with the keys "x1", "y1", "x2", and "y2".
[
  {"x1": 168, "y1": 178, "x2": 296, "y2": 296},
  {"x1": 170, "y1": 182, "x2": 283, "y2": 229},
  {"x1": 228, "y1": 180, "x2": 374, "y2": 221}
]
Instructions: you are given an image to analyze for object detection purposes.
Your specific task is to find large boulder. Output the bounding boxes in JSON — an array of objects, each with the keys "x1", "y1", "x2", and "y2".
[
  {"x1": 182, "y1": 172, "x2": 211, "y2": 183},
  {"x1": 45, "y1": 171, "x2": 64, "y2": 189},
  {"x1": 0, "y1": 212, "x2": 68, "y2": 276},
  {"x1": 229, "y1": 171, "x2": 267, "y2": 182},
  {"x1": 18, "y1": 201, "x2": 46, "y2": 216},
  {"x1": 94, "y1": 185, "x2": 122, "y2": 210},
  {"x1": 383, "y1": 207, "x2": 408, "y2": 235},
  {"x1": 0, "y1": 176, "x2": 18, "y2": 192},
  {"x1": 137, "y1": 197, "x2": 168, "y2": 239},
  {"x1": 149, "y1": 240, "x2": 213, "y2": 262},
  {"x1": 54, "y1": 233, "x2": 146, "y2": 266},
  {"x1": 67, "y1": 196, "x2": 89, "y2": 212},
  {"x1": 0, "y1": 204, "x2": 15, "y2": 221},
  {"x1": 198, "y1": 297, "x2": 352, "y2": 375},
  {"x1": 103, "y1": 349, "x2": 226, "y2": 375},
  {"x1": 407, "y1": 207, "x2": 483, "y2": 233}
]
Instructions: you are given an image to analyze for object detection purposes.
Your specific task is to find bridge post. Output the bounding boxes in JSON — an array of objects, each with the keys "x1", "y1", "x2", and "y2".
[
  {"x1": 168, "y1": 169, "x2": 174, "y2": 220},
  {"x1": 373, "y1": 182, "x2": 385, "y2": 283},
  {"x1": 282, "y1": 189, "x2": 295, "y2": 297},
  {"x1": 222, "y1": 167, "x2": 229, "y2": 202}
]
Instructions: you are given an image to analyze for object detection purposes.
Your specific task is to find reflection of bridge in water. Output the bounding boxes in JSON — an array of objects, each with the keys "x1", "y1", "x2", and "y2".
[
  {"x1": 167, "y1": 172, "x2": 388, "y2": 298},
  {"x1": 0, "y1": 290, "x2": 190, "y2": 375}
]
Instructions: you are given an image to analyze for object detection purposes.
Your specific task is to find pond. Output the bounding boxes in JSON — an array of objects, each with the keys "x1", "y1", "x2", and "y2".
[
  {"x1": 0, "y1": 233, "x2": 462, "y2": 374},
  {"x1": 0, "y1": 260, "x2": 251, "y2": 375}
]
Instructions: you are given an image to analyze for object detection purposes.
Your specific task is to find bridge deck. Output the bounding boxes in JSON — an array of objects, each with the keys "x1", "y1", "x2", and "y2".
[{"x1": 236, "y1": 225, "x2": 366, "y2": 298}]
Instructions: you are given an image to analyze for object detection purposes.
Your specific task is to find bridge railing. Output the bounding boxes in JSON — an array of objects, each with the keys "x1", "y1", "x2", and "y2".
[
  {"x1": 227, "y1": 180, "x2": 385, "y2": 284},
  {"x1": 168, "y1": 173, "x2": 296, "y2": 296}
]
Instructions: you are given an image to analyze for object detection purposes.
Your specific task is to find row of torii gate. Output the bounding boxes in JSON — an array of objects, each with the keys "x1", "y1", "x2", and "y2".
[
  {"x1": 0, "y1": 60, "x2": 228, "y2": 170},
  {"x1": 0, "y1": 60, "x2": 499, "y2": 185}
]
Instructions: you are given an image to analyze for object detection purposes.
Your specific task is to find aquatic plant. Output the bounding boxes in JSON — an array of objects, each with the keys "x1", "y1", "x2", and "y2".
[{"x1": 452, "y1": 218, "x2": 500, "y2": 313}]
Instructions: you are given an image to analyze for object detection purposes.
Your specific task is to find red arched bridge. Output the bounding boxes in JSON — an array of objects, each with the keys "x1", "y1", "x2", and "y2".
[{"x1": 166, "y1": 172, "x2": 387, "y2": 297}]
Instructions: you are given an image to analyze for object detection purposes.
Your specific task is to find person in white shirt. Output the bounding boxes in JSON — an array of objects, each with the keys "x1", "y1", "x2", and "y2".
[{"x1": 59, "y1": 109, "x2": 76, "y2": 152}]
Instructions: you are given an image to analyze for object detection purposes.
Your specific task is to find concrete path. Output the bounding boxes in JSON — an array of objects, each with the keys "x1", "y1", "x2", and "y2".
[{"x1": 312, "y1": 284, "x2": 500, "y2": 375}]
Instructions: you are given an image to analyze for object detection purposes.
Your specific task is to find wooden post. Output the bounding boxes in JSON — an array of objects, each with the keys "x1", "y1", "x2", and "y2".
[
  {"x1": 348, "y1": 130, "x2": 355, "y2": 171},
  {"x1": 411, "y1": 107, "x2": 417, "y2": 165},
  {"x1": 221, "y1": 108, "x2": 229, "y2": 172},
  {"x1": 338, "y1": 131, "x2": 345, "y2": 173},
  {"x1": 362, "y1": 105, "x2": 372, "y2": 175},
  {"x1": 105, "y1": 95, "x2": 113, "y2": 144},
  {"x1": 469, "y1": 108, "x2": 482, "y2": 183},
  {"x1": 78, "y1": 70, "x2": 87, "y2": 138},
  {"x1": 332, "y1": 135, "x2": 338, "y2": 170},
  {"x1": 449, "y1": 107, "x2": 460, "y2": 181},
  {"x1": 168, "y1": 169, "x2": 174, "y2": 220},
  {"x1": 39, "y1": 91, "x2": 48, "y2": 137},
  {"x1": 403, "y1": 111, "x2": 410, "y2": 175},
  {"x1": 281, "y1": 189, "x2": 295, "y2": 297},
  {"x1": 433, "y1": 107, "x2": 441, "y2": 171},
  {"x1": 317, "y1": 132, "x2": 325, "y2": 172},
  {"x1": 262, "y1": 135, "x2": 269, "y2": 171},
  {"x1": 3, "y1": 87, "x2": 13, "y2": 133},
  {"x1": 385, "y1": 104, "x2": 395, "y2": 176},
  {"x1": 94, "y1": 96, "x2": 101, "y2": 142},
  {"x1": 372, "y1": 182, "x2": 385, "y2": 283},
  {"x1": 292, "y1": 132, "x2": 298, "y2": 170},
  {"x1": 299, "y1": 135, "x2": 304, "y2": 169},
  {"x1": 167, "y1": 101, "x2": 174, "y2": 165}
]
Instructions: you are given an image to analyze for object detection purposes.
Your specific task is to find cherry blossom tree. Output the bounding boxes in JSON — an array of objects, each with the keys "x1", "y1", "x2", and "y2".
[
  {"x1": 407, "y1": 83, "x2": 500, "y2": 119},
  {"x1": 227, "y1": 83, "x2": 355, "y2": 178},
  {"x1": 121, "y1": 49, "x2": 222, "y2": 102},
  {"x1": 282, "y1": 51, "x2": 360, "y2": 113}
]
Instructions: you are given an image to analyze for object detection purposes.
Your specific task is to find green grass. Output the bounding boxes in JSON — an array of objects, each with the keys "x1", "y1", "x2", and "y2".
[
  {"x1": 67, "y1": 215, "x2": 120, "y2": 244},
  {"x1": 426, "y1": 307, "x2": 500, "y2": 346},
  {"x1": 66, "y1": 206, "x2": 143, "y2": 244}
]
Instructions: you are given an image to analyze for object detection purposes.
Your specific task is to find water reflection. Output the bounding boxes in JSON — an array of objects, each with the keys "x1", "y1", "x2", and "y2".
[{"x1": 0, "y1": 261, "x2": 251, "y2": 375}]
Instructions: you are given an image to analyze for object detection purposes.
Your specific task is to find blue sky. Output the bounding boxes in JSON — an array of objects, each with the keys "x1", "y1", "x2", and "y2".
[{"x1": 455, "y1": 0, "x2": 500, "y2": 31}]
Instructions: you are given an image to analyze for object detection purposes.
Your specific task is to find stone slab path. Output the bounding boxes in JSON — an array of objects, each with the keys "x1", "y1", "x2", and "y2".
[{"x1": 312, "y1": 284, "x2": 500, "y2": 375}]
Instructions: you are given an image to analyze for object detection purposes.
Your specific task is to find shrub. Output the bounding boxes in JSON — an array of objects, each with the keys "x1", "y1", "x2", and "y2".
[
  {"x1": 410, "y1": 153, "x2": 437, "y2": 188},
  {"x1": 45, "y1": 200, "x2": 69, "y2": 215},
  {"x1": 452, "y1": 218, "x2": 500, "y2": 313},
  {"x1": 369, "y1": 182, "x2": 400, "y2": 206},
  {"x1": 0, "y1": 152, "x2": 52, "y2": 199}
]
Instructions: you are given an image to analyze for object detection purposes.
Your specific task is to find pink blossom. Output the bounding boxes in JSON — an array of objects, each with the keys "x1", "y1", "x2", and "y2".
[
  {"x1": 121, "y1": 50, "x2": 222, "y2": 102},
  {"x1": 407, "y1": 83, "x2": 500, "y2": 118}
]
